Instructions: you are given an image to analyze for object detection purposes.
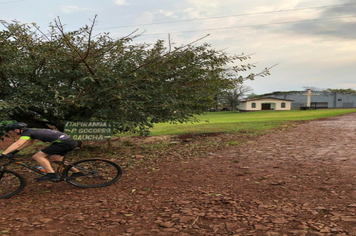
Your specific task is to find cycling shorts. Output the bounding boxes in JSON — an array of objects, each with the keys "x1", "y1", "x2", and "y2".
[{"x1": 41, "y1": 141, "x2": 78, "y2": 156}]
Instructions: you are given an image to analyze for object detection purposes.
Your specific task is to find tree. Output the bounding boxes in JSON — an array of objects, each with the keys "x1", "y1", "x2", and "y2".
[
  {"x1": 0, "y1": 17, "x2": 268, "y2": 134},
  {"x1": 218, "y1": 84, "x2": 253, "y2": 111},
  {"x1": 245, "y1": 93, "x2": 259, "y2": 99},
  {"x1": 324, "y1": 88, "x2": 356, "y2": 94}
]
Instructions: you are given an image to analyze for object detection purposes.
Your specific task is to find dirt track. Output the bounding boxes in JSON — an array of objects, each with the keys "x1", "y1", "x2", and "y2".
[{"x1": 1, "y1": 113, "x2": 356, "y2": 235}]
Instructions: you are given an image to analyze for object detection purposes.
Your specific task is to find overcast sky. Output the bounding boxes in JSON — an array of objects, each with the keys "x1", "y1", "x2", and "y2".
[{"x1": 1, "y1": 0, "x2": 355, "y2": 94}]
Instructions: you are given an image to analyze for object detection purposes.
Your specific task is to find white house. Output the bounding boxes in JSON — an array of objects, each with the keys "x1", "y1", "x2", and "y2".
[{"x1": 238, "y1": 97, "x2": 293, "y2": 111}]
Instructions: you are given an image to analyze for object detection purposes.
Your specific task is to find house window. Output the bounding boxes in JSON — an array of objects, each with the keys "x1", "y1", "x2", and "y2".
[
  {"x1": 281, "y1": 102, "x2": 286, "y2": 108},
  {"x1": 251, "y1": 102, "x2": 256, "y2": 108}
]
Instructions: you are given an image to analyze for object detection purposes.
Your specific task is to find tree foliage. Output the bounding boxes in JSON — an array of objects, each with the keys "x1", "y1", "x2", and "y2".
[
  {"x1": 217, "y1": 84, "x2": 253, "y2": 111},
  {"x1": 258, "y1": 88, "x2": 356, "y2": 98},
  {"x1": 323, "y1": 88, "x2": 356, "y2": 94},
  {"x1": 0, "y1": 17, "x2": 268, "y2": 134}
]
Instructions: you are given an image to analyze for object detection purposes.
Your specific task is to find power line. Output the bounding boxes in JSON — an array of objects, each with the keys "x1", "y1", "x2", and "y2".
[
  {"x1": 96, "y1": 3, "x2": 356, "y2": 30},
  {"x1": 140, "y1": 15, "x2": 356, "y2": 36}
]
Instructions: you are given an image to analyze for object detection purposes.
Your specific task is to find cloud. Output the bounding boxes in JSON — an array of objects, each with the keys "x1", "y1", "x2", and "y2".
[
  {"x1": 113, "y1": 0, "x2": 129, "y2": 6},
  {"x1": 59, "y1": 5, "x2": 91, "y2": 14},
  {"x1": 285, "y1": 1, "x2": 356, "y2": 40},
  {"x1": 290, "y1": 19, "x2": 356, "y2": 40},
  {"x1": 134, "y1": 11, "x2": 155, "y2": 25},
  {"x1": 183, "y1": 0, "x2": 224, "y2": 18},
  {"x1": 158, "y1": 10, "x2": 177, "y2": 18},
  {"x1": 321, "y1": 0, "x2": 356, "y2": 16}
]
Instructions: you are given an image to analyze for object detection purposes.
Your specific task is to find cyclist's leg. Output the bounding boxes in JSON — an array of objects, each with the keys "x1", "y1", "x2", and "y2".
[
  {"x1": 49, "y1": 155, "x2": 64, "y2": 162},
  {"x1": 33, "y1": 151, "x2": 55, "y2": 173},
  {"x1": 50, "y1": 155, "x2": 81, "y2": 173},
  {"x1": 40, "y1": 142, "x2": 72, "y2": 172},
  {"x1": 33, "y1": 151, "x2": 61, "y2": 181},
  {"x1": 34, "y1": 142, "x2": 75, "y2": 181}
]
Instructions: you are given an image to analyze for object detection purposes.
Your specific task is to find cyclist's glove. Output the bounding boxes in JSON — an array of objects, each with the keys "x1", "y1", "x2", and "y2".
[
  {"x1": 0, "y1": 150, "x2": 19, "y2": 159},
  {"x1": 6, "y1": 150, "x2": 19, "y2": 158}
]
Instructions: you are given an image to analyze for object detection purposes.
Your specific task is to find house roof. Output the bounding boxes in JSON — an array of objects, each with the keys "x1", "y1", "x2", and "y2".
[{"x1": 240, "y1": 97, "x2": 294, "y2": 102}]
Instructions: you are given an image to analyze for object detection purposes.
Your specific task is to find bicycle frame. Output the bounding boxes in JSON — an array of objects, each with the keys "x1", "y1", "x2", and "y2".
[{"x1": 0, "y1": 156, "x2": 71, "y2": 181}]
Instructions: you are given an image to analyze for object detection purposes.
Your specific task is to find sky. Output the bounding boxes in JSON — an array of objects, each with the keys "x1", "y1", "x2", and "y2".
[{"x1": 1, "y1": 0, "x2": 355, "y2": 95}]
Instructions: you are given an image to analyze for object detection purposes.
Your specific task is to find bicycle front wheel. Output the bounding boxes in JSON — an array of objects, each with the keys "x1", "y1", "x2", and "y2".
[
  {"x1": 0, "y1": 170, "x2": 26, "y2": 199},
  {"x1": 63, "y1": 159, "x2": 122, "y2": 188}
]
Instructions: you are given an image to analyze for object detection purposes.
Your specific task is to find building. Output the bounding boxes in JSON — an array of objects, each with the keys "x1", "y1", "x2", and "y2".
[
  {"x1": 238, "y1": 97, "x2": 293, "y2": 111},
  {"x1": 267, "y1": 91, "x2": 356, "y2": 109}
]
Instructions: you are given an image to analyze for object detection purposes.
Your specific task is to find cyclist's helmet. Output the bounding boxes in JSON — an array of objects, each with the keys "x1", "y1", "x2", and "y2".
[{"x1": 5, "y1": 122, "x2": 28, "y2": 132}]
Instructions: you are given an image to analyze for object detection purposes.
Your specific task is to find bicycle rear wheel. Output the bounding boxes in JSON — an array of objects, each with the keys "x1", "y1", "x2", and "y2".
[
  {"x1": 0, "y1": 170, "x2": 26, "y2": 199},
  {"x1": 63, "y1": 159, "x2": 122, "y2": 188}
]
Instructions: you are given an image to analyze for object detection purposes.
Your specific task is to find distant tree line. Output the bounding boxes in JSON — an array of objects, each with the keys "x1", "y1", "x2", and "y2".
[{"x1": 256, "y1": 88, "x2": 356, "y2": 98}]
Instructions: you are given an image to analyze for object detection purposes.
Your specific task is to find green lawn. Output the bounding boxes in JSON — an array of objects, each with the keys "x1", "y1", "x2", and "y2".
[{"x1": 148, "y1": 109, "x2": 356, "y2": 136}]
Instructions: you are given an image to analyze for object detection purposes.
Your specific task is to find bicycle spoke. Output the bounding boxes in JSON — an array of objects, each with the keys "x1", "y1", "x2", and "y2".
[{"x1": 64, "y1": 159, "x2": 122, "y2": 188}]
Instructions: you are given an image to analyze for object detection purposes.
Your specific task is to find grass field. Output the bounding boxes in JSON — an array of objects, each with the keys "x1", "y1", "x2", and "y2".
[{"x1": 148, "y1": 109, "x2": 356, "y2": 136}]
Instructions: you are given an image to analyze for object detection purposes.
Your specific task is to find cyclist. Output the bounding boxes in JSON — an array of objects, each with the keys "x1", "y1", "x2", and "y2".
[{"x1": 0, "y1": 122, "x2": 81, "y2": 181}]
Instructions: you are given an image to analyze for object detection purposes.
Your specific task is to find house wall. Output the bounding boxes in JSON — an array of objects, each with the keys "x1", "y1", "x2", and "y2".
[
  {"x1": 239, "y1": 98, "x2": 292, "y2": 111},
  {"x1": 270, "y1": 91, "x2": 356, "y2": 108},
  {"x1": 238, "y1": 102, "x2": 248, "y2": 110}
]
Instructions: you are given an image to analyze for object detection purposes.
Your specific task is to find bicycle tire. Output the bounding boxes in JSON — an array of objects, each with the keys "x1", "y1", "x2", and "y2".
[
  {"x1": 63, "y1": 159, "x2": 122, "y2": 188},
  {"x1": 0, "y1": 170, "x2": 26, "y2": 199}
]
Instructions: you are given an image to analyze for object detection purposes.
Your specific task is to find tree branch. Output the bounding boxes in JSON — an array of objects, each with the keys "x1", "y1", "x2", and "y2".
[{"x1": 54, "y1": 16, "x2": 98, "y2": 81}]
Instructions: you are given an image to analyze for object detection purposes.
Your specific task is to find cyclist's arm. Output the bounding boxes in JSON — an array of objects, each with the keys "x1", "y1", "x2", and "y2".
[
  {"x1": 17, "y1": 139, "x2": 37, "y2": 151},
  {"x1": 2, "y1": 139, "x2": 29, "y2": 155}
]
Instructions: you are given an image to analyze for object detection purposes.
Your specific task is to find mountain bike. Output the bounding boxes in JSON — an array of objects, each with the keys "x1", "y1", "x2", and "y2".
[{"x1": 0, "y1": 153, "x2": 122, "y2": 199}]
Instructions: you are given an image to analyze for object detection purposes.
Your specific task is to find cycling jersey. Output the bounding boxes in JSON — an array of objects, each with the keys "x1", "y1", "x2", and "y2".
[
  {"x1": 20, "y1": 129, "x2": 73, "y2": 143},
  {"x1": 20, "y1": 129, "x2": 77, "y2": 156}
]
